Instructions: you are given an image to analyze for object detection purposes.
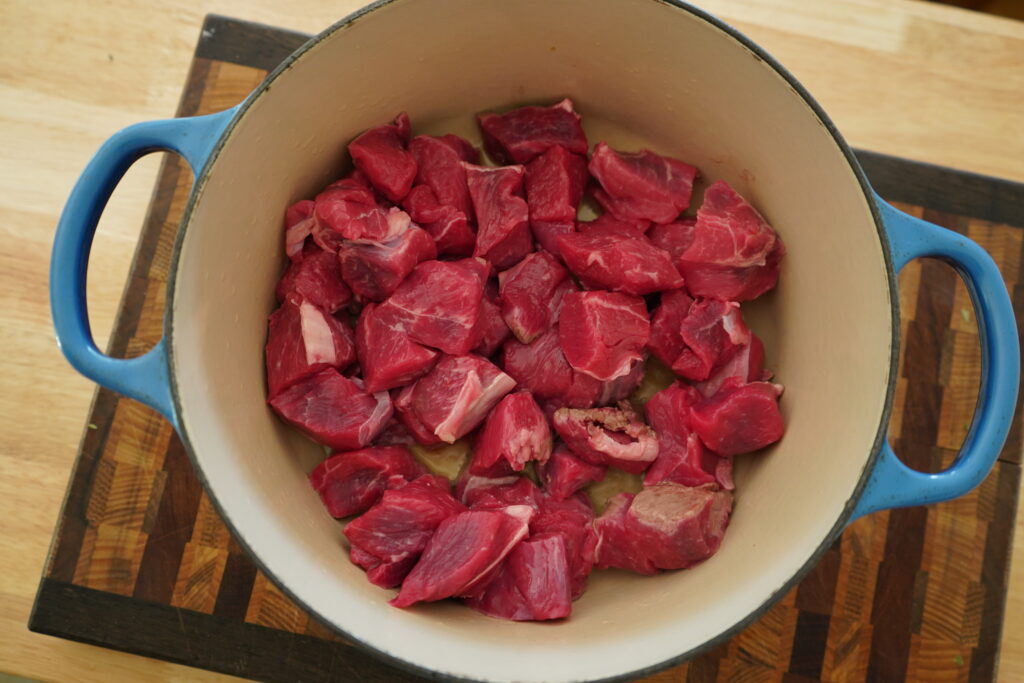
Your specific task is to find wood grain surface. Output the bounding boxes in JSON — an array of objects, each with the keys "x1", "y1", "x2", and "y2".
[{"x1": 2, "y1": 2, "x2": 1023, "y2": 682}]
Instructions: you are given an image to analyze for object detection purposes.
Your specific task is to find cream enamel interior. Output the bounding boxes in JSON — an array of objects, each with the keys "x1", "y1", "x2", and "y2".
[{"x1": 169, "y1": 0, "x2": 894, "y2": 680}]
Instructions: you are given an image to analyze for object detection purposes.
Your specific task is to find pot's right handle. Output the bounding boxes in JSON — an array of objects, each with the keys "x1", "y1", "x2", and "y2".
[
  {"x1": 49, "y1": 107, "x2": 237, "y2": 428},
  {"x1": 850, "y1": 195, "x2": 1019, "y2": 521}
]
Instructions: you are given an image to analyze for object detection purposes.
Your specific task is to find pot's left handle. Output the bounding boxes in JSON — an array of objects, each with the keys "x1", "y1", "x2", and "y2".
[
  {"x1": 850, "y1": 194, "x2": 1019, "y2": 521},
  {"x1": 50, "y1": 107, "x2": 238, "y2": 428}
]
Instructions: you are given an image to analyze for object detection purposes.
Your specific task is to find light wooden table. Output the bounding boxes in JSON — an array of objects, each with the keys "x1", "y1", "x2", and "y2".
[{"x1": 1, "y1": 0, "x2": 1021, "y2": 680}]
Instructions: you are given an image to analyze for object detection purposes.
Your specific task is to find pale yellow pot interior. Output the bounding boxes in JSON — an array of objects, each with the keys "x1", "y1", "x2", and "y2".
[{"x1": 170, "y1": 0, "x2": 894, "y2": 680}]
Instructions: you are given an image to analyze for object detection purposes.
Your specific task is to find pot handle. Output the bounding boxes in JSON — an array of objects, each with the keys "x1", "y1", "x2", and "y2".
[
  {"x1": 850, "y1": 194, "x2": 1019, "y2": 520},
  {"x1": 49, "y1": 107, "x2": 238, "y2": 428}
]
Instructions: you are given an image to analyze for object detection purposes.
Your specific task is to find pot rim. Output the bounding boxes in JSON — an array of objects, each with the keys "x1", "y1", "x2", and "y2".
[{"x1": 164, "y1": 1, "x2": 900, "y2": 680}]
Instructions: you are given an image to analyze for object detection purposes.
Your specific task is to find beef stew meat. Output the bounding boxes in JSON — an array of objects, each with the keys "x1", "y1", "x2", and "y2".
[{"x1": 265, "y1": 103, "x2": 786, "y2": 621}]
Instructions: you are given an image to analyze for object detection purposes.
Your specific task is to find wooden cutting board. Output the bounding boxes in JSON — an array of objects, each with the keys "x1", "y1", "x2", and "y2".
[{"x1": 29, "y1": 14, "x2": 1024, "y2": 683}]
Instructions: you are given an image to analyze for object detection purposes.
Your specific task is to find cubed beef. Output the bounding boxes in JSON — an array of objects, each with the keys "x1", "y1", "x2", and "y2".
[
  {"x1": 690, "y1": 381, "x2": 784, "y2": 456},
  {"x1": 314, "y1": 192, "x2": 410, "y2": 250},
  {"x1": 465, "y1": 477, "x2": 543, "y2": 510},
  {"x1": 343, "y1": 475, "x2": 465, "y2": 587},
  {"x1": 648, "y1": 218, "x2": 696, "y2": 261},
  {"x1": 538, "y1": 445, "x2": 606, "y2": 501},
  {"x1": 577, "y1": 213, "x2": 650, "y2": 237},
  {"x1": 695, "y1": 332, "x2": 769, "y2": 398},
  {"x1": 589, "y1": 142, "x2": 698, "y2": 224},
  {"x1": 338, "y1": 225, "x2": 437, "y2": 302},
  {"x1": 628, "y1": 483, "x2": 733, "y2": 569},
  {"x1": 348, "y1": 112, "x2": 417, "y2": 203},
  {"x1": 284, "y1": 199, "x2": 316, "y2": 261},
  {"x1": 498, "y1": 251, "x2": 569, "y2": 343},
  {"x1": 671, "y1": 299, "x2": 751, "y2": 381},
  {"x1": 393, "y1": 383, "x2": 442, "y2": 447},
  {"x1": 472, "y1": 284, "x2": 512, "y2": 357},
  {"x1": 309, "y1": 445, "x2": 426, "y2": 518},
  {"x1": 374, "y1": 258, "x2": 487, "y2": 355},
  {"x1": 454, "y1": 468, "x2": 521, "y2": 504},
  {"x1": 477, "y1": 98, "x2": 588, "y2": 164},
  {"x1": 678, "y1": 180, "x2": 784, "y2": 301},
  {"x1": 593, "y1": 492, "x2": 658, "y2": 574},
  {"x1": 265, "y1": 300, "x2": 356, "y2": 399},
  {"x1": 553, "y1": 401, "x2": 659, "y2": 473},
  {"x1": 592, "y1": 357, "x2": 646, "y2": 407},
  {"x1": 557, "y1": 224, "x2": 683, "y2": 295},
  {"x1": 355, "y1": 303, "x2": 439, "y2": 393},
  {"x1": 530, "y1": 493, "x2": 598, "y2": 599},
  {"x1": 409, "y1": 133, "x2": 478, "y2": 219},
  {"x1": 525, "y1": 145, "x2": 588, "y2": 254},
  {"x1": 391, "y1": 506, "x2": 533, "y2": 607},
  {"x1": 269, "y1": 369, "x2": 392, "y2": 451},
  {"x1": 464, "y1": 163, "x2": 533, "y2": 270},
  {"x1": 404, "y1": 354, "x2": 517, "y2": 443},
  {"x1": 648, "y1": 289, "x2": 694, "y2": 369},
  {"x1": 501, "y1": 327, "x2": 603, "y2": 409},
  {"x1": 470, "y1": 392, "x2": 551, "y2": 473},
  {"x1": 276, "y1": 248, "x2": 352, "y2": 314},
  {"x1": 401, "y1": 184, "x2": 476, "y2": 256},
  {"x1": 644, "y1": 383, "x2": 723, "y2": 489},
  {"x1": 558, "y1": 291, "x2": 650, "y2": 382},
  {"x1": 465, "y1": 533, "x2": 572, "y2": 621}
]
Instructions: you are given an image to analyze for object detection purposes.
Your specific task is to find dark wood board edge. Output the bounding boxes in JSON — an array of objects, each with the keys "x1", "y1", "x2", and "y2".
[
  {"x1": 196, "y1": 14, "x2": 309, "y2": 72},
  {"x1": 28, "y1": 580, "x2": 426, "y2": 683}
]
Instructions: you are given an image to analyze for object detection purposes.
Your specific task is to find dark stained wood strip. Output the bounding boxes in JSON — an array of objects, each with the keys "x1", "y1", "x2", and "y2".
[
  {"x1": 132, "y1": 436, "x2": 204, "y2": 603},
  {"x1": 788, "y1": 611, "x2": 831, "y2": 679},
  {"x1": 212, "y1": 551, "x2": 257, "y2": 621},
  {"x1": 857, "y1": 150, "x2": 1024, "y2": 229},
  {"x1": 195, "y1": 14, "x2": 309, "y2": 72},
  {"x1": 30, "y1": 580, "x2": 427, "y2": 683}
]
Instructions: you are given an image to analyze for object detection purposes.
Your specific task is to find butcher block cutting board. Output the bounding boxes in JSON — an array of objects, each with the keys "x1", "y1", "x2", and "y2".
[{"x1": 29, "y1": 15, "x2": 1024, "y2": 683}]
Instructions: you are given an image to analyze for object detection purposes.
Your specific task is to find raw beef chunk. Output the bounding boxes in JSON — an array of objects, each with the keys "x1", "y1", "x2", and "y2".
[
  {"x1": 472, "y1": 284, "x2": 512, "y2": 356},
  {"x1": 348, "y1": 112, "x2": 417, "y2": 202},
  {"x1": 690, "y1": 381, "x2": 784, "y2": 456},
  {"x1": 596, "y1": 484, "x2": 732, "y2": 572},
  {"x1": 374, "y1": 258, "x2": 487, "y2": 355},
  {"x1": 338, "y1": 225, "x2": 437, "y2": 301},
  {"x1": 588, "y1": 142, "x2": 698, "y2": 224},
  {"x1": 477, "y1": 98, "x2": 588, "y2": 164},
  {"x1": 648, "y1": 218, "x2": 696, "y2": 261},
  {"x1": 525, "y1": 145, "x2": 588, "y2": 254},
  {"x1": 276, "y1": 248, "x2": 352, "y2": 314},
  {"x1": 644, "y1": 384, "x2": 729, "y2": 489},
  {"x1": 592, "y1": 358, "x2": 646, "y2": 406},
  {"x1": 538, "y1": 445, "x2": 606, "y2": 501},
  {"x1": 553, "y1": 401, "x2": 659, "y2": 473},
  {"x1": 284, "y1": 199, "x2": 316, "y2": 261},
  {"x1": 265, "y1": 300, "x2": 356, "y2": 398},
  {"x1": 401, "y1": 185, "x2": 476, "y2": 256},
  {"x1": 314, "y1": 187, "x2": 410, "y2": 249},
  {"x1": 498, "y1": 251, "x2": 569, "y2": 343},
  {"x1": 409, "y1": 133, "x2": 478, "y2": 219},
  {"x1": 593, "y1": 493, "x2": 658, "y2": 574},
  {"x1": 558, "y1": 291, "x2": 650, "y2": 381},
  {"x1": 577, "y1": 213, "x2": 650, "y2": 237},
  {"x1": 465, "y1": 163, "x2": 533, "y2": 269},
  {"x1": 309, "y1": 445, "x2": 426, "y2": 518},
  {"x1": 465, "y1": 533, "x2": 572, "y2": 621},
  {"x1": 695, "y1": 333, "x2": 769, "y2": 398},
  {"x1": 530, "y1": 493, "x2": 597, "y2": 598},
  {"x1": 648, "y1": 289, "x2": 694, "y2": 369},
  {"x1": 671, "y1": 299, "x2": 751, "y2": 381},
  {"x1": 630, "y1": 483, "x2": 733, "y2": 569},
  {"x1": 455, "y1": 468, "x2": 520, "y2": 504},
  {"x1": 269, "y1": 369, "x2": 392, "y2": 450},
  {"x1": 343, "y1": 475, "x2": 465, "y2": 587},
  {"x1": 355, "y1": 303, "x2": 439, "y2": 393},
  {"x1": 470, "y1": 392, "x2": 552, "y2": 473},
  {"x1": 556, "y1": 224, "x2": 683, "y2": 295},
  {"x1": 501, "y1": 327, "x2": 603, "y2": 409},
  {"x1": 465, "y1": 477, "x2": 543, "y2": 510},
  {"x1": 391, "y1": 506, "x2": 532, "y2": 607},
  {"x1": 678, "y1": 180, "x2": 784, "y2": 301},
  {"x1": 403, "y1": 354, "x2": 517, "y2": 443},
  {"x1": 393, "y1": 383, "x2": 442, "y2": 447}
]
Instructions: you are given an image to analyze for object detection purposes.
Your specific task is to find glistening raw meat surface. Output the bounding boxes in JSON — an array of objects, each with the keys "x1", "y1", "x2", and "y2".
[{"x1": 265, "y1": 104, "x2": 786, "y2": 622}]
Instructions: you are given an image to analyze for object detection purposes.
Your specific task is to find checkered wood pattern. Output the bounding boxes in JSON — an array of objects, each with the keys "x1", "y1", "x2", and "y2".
[{"x1": 35, "y1": 16, "x2": 1023, "y2": 683}]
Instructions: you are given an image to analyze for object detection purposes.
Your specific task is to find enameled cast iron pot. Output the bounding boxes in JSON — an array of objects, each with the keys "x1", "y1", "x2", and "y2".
[{"x1": 50, "y1": 1, "x2": 1020, "y2": 681}]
